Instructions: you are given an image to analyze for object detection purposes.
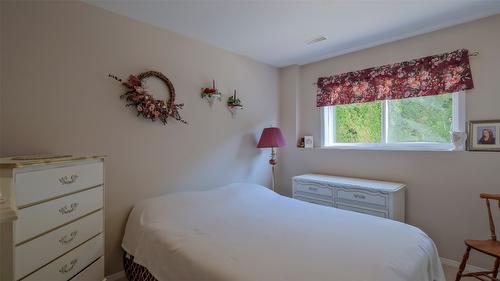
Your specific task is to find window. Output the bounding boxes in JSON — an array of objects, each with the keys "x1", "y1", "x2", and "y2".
[{"x1": 322, "y1": 92, "x2": 465, "y2": 150}]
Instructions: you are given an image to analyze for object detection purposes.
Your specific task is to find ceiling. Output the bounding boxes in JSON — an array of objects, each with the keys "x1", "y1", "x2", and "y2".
[{"x1": 87, "y1": 0, "x2": 500, "y2": 67}]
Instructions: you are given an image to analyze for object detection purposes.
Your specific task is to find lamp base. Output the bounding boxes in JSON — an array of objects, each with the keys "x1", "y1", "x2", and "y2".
[
  {"x1": 271, "y1": 164, "x2": 276, "y2": 192},
  {"x1": 270, "y1": 147, "x2": 277, "y2": 192}
]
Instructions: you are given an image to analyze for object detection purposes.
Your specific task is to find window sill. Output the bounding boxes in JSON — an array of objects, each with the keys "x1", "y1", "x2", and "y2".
[{"x1": 306, "y1": 143, "x2": 463, "y2": 152}]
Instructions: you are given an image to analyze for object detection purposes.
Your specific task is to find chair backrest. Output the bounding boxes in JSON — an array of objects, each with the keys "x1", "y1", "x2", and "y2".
[{"x1": 480, "y1": 193, "x2": 500, "y2": 241}]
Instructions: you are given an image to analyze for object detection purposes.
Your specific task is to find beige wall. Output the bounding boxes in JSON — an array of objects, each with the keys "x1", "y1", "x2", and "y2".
[
  {"x1": 0, "y1": 1, "x2": 3, "y2": 156},
  {"x1": 0, "y1": 1, "x2": 278, "y2": 275},
  {"x1": 2, "y1": 0, "x2": 499, "y2": 275},
  {"x1": 278, "y1": 14, "x2": 500, "y2": 268}
]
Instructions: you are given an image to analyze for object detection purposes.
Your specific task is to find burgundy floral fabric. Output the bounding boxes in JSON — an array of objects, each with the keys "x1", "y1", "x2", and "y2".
[{"x1": 316, "y1": 49, "x2": 474, "y2": 107}]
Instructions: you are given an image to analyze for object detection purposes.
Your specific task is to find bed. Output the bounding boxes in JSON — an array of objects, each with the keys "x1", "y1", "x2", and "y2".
[{"x1": 122, "y1": 183, "x2": 445, "y2": 281}]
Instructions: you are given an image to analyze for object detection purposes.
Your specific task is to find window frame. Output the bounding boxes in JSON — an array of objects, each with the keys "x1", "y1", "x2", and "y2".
[{"x1": 321, "y1": 92, "x2": 465, "y2": 151}]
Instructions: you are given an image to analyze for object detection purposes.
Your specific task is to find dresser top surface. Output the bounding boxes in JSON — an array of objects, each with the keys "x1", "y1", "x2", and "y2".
[
  {"x1": 0, "y1": 155, "x2": 105, "y2": 168},
  {"x1": 293, "y1": 174, "x2": 406, "y2": 192}
]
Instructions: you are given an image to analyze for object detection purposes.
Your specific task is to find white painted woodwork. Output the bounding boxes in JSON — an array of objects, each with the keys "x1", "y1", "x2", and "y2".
[
  {"x1": 22, "y1": 234, "x2": 103, "y2": 281},
  {"x1": 294, "y1": 182, "x2": 333, "y2": 199},
  {"x1": 71, "y1": 257, "x2": 104, "y2": 281},
  {"x1": 336, "y1": 186, "x2": 388, "y2": 208},
  {"x1": 293, "y1": 174, "x2": 406, "y2": 222},
  {"x1": 15, "y1": 186, "x2": 103, "y2": 244},
  {"x1": 0, "y1": 157, "x2": 105, "y2": 281},
  {"x1": 15, "y1": 162, "x2": 103, "y2": 207},
  {"x1": 15, "y1": 210, "x2": 103, "y2": 280},
  {"x1": 293, "y1": 195, "x2": 334, "y2": 207},
  {"x1": 336, "y1": 203, "x2": 390, "y2": 219}
]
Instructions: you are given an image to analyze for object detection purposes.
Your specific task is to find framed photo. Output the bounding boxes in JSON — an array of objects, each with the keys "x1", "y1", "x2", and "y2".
[
  {"x1": 468, "y1": 120, "x2": 500, "y2": 151},
  {"x1": 304, "y1": 136, "x2": 314, "y2": 148}
]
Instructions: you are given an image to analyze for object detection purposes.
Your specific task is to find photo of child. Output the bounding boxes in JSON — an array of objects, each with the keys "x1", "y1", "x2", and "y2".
[{"x1": 477, "y1": 126, "x2": 496, "y2": 145}]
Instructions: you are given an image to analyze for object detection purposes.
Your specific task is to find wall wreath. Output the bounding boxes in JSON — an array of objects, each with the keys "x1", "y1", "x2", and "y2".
[{"x1": 109, "y1": 71, "x2": 187, "y2": 125}]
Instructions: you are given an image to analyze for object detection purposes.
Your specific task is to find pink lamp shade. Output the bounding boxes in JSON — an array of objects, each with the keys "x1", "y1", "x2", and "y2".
[{"x1": 257, "y1": 127, "x2": 286, "y2": 148}]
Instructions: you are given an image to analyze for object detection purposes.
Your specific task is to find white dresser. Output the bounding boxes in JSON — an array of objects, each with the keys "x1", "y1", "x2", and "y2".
[
  {"x1": 293, "y1": 174, "x2": 406, "y2": 222},
  {"x1": 0, "y1": 156, "x2": 105, "y2": 281}
]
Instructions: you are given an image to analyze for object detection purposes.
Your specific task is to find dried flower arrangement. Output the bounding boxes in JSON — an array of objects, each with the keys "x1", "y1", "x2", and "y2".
[
  {"x1": 201, "y1": 80, "x2": 222, "y2": 105},
  {"x1": 109, "y1": 71, "x2": 187, "y2": 125}
]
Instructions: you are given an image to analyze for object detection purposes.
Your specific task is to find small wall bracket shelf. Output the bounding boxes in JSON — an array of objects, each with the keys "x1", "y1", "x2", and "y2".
[
  {"x1": 201, "y1": 80, "x2": 222, "y2": 107},
  {"x1": 227, "y1": 90, "x2": 243, "y2": 117}
]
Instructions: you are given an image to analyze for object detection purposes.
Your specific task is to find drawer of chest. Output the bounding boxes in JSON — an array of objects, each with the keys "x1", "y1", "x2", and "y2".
[
  {"x1": 15, "y1": 186, "x2": 103, "y2": 244},
  {"x1": 293, "y1": 181, "x2": 333, "y2": 200},
  {"x1": 70, "y1": 256, "x2": 104, "y2": 281},
  {"x1": 21, "y1": 233, "x2": 103, "y2": 281},
  {"x1": 336, "y1": 203, "x2": 388, "y2": 219},
  {"x1": 15, "y1": 161, "x2": 103, "y2": 207},
  {"x1": 336, "y1": 186, "x2": 388, "y2": 209},
  {"x1": 15, "y1": 210, "x2": 103, "y2": 280},
  {"x1": 294, "y1": 195, "x2": 334, "y2": 207}
]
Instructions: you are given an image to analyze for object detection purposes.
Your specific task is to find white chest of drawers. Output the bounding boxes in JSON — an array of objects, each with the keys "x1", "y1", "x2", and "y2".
[
  {"x1": 0, "y1": 156, "x2": 105, "y2": 281},
  {"x1": 293, "y1": 174, "x2": 406, "y2": 222}
]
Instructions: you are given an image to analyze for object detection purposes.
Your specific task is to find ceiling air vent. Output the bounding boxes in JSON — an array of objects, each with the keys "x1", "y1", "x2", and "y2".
[{"x1": 306, "y1": 35, "x2": 328, "y2": 45}]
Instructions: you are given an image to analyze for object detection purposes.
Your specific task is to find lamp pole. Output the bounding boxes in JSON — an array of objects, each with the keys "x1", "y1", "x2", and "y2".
[{"x1": 270, "y1": 147, "x2": 277, "y2": 192}]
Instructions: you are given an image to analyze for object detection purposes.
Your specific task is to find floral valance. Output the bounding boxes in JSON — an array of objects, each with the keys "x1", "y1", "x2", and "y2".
[{"x1": 316, "y1": 49, "x2": 474, "y2": 107}]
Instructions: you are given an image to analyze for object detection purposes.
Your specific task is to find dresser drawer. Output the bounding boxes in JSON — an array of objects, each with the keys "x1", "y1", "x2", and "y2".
[
  {"x1": 293, "y1": 181, "x2": 333, "y2": 201},
  {"x1": 71, "y1": 257, "x2": 104, "y2": 281},
  {"x1": 15, "y1": 210, "x2": 103, "y2": 280},
  {"x1": 336, "y1": 186, "x2": 388, "y2": 209},
  {"x1": 15, "y1": 161, "x2": 103, "y2": 207},
  {"x1": 337, "y1": 203, "x2": 388, "y2": 219},
  {"x1": 21, "y1": 233, "x2": 103, "y2": 281},
  {"x1": 294, "y1": 195, "x2": 333, "y2": 207},
  {"x1": 15, "y1": 186, "x2": 103, "y2": 244}
]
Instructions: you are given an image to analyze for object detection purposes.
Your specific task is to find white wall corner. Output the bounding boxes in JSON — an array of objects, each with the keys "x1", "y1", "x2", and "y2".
[{"x1": 278, "y1": 64, "x2": 301, "y2": 144}]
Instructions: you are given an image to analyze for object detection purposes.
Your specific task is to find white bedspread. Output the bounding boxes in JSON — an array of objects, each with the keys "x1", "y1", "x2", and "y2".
[{"x1": 122, "y1": 183, "x2": 445, "y2": 281}]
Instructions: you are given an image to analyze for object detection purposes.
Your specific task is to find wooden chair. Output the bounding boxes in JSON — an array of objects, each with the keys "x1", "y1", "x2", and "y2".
[{"x1": 456, "y1": 193, "x2": 500, "y2": 281}]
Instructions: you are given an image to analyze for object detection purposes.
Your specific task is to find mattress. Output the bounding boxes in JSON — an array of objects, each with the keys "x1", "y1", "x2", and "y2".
[{"x1": 122, "y1": 183, "x2": 445, "y2": 281}]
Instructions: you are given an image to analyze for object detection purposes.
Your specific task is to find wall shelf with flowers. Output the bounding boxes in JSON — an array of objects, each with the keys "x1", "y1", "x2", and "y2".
[
  {"x1": 201, "y1": 80, "x2": 222, "y2": 106},
  {"x1": 227, "y1": 90, "x2": 243, "y2": 117}
]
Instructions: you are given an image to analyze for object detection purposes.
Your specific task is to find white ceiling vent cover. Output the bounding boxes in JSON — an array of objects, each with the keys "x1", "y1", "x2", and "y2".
[{"x1": 307, "y1": 35, "x2": 328, "y2": 45}]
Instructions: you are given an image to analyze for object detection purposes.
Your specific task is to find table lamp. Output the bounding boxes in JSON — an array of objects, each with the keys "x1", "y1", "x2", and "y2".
[{"x1": 257, "y1": 127, "x2": 286, "y2": 191}]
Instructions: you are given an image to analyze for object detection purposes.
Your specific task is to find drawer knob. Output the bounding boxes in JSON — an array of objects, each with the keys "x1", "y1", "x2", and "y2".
[
  {"x1": 354, "y1": 194, "x2": 366, "y2": 200},
  {"x1": 59, "y1": 203, "x2": 79, "y2": 214},
  {"x1": 59, "y1": 175, "x2": 79, "y2": 185},
  {"x1": 59, "y1": 231, "x2": 78, "y2": 244},
  {"x1": 308, "y1": 187, "x2": 318, "y2": 191},
  {"x1": 59, "y1": 259, "x2": 78, "y2": 274}
]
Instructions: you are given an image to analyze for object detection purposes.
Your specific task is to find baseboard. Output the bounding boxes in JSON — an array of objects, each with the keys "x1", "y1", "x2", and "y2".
[
  {"x1": 440, "y1": 256, "x2": 487, "y2": 273},
  {"x1": 106, "y1": 270, "x2": 126, "y2": 281}
]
